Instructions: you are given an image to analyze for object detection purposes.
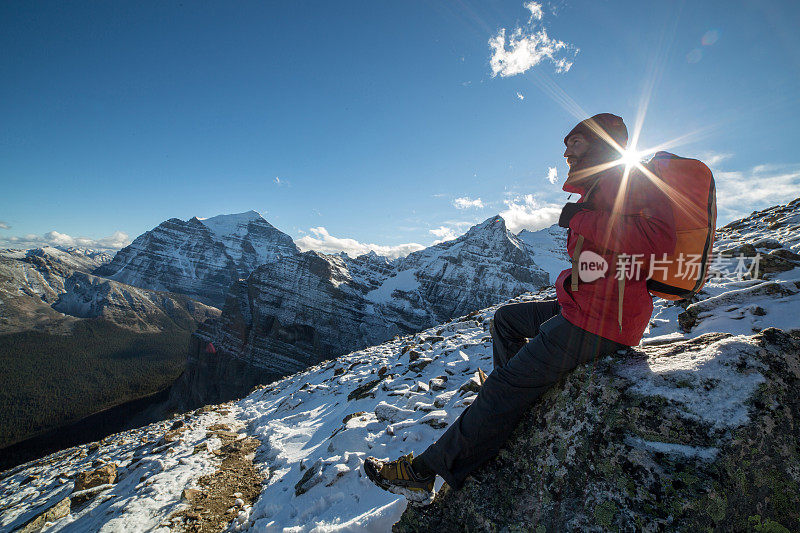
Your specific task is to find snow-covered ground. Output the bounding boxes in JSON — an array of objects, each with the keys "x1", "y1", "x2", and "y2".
[
  {"x1": 2, "y1": 199, "x2": 799, "y2": 532},
  {"x1": 0, "y1": 288, "x2": 526, "y2": 532}
]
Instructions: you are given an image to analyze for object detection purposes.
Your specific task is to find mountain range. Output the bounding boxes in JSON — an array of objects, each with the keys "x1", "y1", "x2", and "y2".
[
  {"x1": 0, "y1": 246, "x2": 219, "y2": 335},
  {"x1": 0, "y1": 210, "x2": 566, "y2": 453},
  {"x1": 94, "y1": 211, "x2": 565, "y2": 408},
  {"x1": 2, "y1": 198, "x2": 798, "y2": 532}
]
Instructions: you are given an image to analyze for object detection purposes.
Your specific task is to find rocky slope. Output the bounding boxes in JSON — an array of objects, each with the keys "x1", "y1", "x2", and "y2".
[
  {"x1": 392, "y1": 216, "x2": 552, "y2": 320},
  {"x1": 94, "y1": 211, "x2": 300, "y2": 308},
  {"x1": 169, "y1": 216, "x2": 557, "y2": 409},
  {"x1": 396, "y1": 197, "x2": 800, "y2": 532},
  {"x1": 53, "y1": 272, "x2": 219, "y2": 332},
  {"x1": 0, "y1": 246, "x2": 220, "y2": 458},
  {"x1": 0, "y1": 247, "x2": 112, "y2": 334},
  {"x1": 517, "y1": 224, "x2": 570, "y2": 281},
  {"x1": 0, "y1": 246, "x2": 219, "y2": 335},
  {"x1": 396, "y1": 329, "x2": 800, "y2": 532},
  {"x1": 2, "y1": 199, "x2": 798, "y2": 532}
]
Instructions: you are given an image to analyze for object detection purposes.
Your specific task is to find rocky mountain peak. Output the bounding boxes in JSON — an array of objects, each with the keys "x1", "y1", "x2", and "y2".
[
  {"x1": 181, "y1": 215, "x2": 555, "y2": 398},
  {"x1": 95, "y1": 212, "x2": 299, "y2": 307},
  {"x1": 516, "y1": 224, "x2": 570, "y2": 283},
  {"x1": 469, "y1": 214, "x2": 508, "y2": 234},
  {"x1": 446, "y1": 214, "x2": 513, "y2": 246},
  {"x1": 196, "y1": 210, "x2": 270, "y2": 236},
  {"x1": 354, "y1": 250, "x2": 392, "y2": 265}
]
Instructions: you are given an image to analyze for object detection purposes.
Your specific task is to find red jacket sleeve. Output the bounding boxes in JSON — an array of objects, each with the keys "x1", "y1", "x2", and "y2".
[{"x1": 568, "y1": 179, "x2": 677, "y2": 256}]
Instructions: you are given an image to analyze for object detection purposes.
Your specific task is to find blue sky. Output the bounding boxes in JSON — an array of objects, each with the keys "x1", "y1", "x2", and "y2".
[{"x1": 1, "y1": 0, "x2": 799, "y2": 257}]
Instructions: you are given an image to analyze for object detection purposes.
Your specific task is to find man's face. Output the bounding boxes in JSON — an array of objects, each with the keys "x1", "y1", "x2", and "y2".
[{"x1": 563, "y1": 133, "x2": 591, "y2": 169}]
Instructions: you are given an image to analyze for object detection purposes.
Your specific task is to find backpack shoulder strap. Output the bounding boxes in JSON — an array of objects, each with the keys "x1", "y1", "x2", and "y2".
[{"x1": 570, "y1": 234, "x2": 585, "y2": 292}]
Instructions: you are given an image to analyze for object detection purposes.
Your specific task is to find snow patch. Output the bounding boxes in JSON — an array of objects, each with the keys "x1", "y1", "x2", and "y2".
[
  {"x1": 619, "y1": 336, "x2": 766, "y2": 430},
  {"x1": 366, "y1": 270, "x2": 420, "y2": 304}
]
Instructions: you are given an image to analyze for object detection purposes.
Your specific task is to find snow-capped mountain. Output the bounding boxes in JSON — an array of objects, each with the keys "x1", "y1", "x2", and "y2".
[
  {"x1": 53, "y1": 272, "x2": 219, "y2": 332},
  {"x1": 516, "y1": 224, "x2": 569, "y2": 282},
  {"x1": 394, "y1": 216, "x2": 551, "y2": 319},
  {"x1": 95, "y1": 211, "x2": 300, "y2": 308},
  {"x1": 0, "y1": 246, "x2": 218, "y2": 335},
  {"x1": 3, "y1": 198, "x2": 799, "y2": 532},
  {"x1": 168, "y1": 216, "x2": 560, "y2": 409},
  {"x1": 0, "y1": 247, "x2": 112, "y2": 334}
]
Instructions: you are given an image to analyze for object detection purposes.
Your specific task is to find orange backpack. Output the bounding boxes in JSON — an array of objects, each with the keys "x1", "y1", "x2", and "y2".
[{"x1": 644, "y1": 152, "x2": 717, "y2": 301}]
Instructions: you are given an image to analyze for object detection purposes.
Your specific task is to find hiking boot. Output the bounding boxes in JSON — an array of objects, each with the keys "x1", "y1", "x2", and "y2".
[{"x1": 364, "y1": 453, "x2": 435, "y2": 505}]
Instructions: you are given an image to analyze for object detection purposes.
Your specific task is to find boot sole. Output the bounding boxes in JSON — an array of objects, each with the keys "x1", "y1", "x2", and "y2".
[{"x1": 363, "y1": 457, "x2": 435, "y2": 506}]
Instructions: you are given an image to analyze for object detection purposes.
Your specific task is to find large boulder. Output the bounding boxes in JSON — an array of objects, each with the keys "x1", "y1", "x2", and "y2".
[{"x1": 395, "y1": 328, "x2": 800, "y2": 532}]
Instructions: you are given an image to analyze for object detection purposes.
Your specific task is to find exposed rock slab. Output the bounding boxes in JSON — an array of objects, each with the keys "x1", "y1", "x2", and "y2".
[{"x1": 395, "y1": 329, "x2": 800, "y2": 532}]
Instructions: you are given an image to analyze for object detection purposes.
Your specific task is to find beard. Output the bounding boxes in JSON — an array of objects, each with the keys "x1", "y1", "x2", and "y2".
[
  {"x1": 564, "y1": 146, "x2": 621, "y2": 191},
  {"x1": 567, "y1": 146, "x2": 617, "y2": 177}
]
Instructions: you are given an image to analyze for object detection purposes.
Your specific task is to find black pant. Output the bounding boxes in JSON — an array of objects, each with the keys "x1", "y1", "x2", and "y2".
[{"x1": 417, "y1": 300, "x2": 625, "y2": 490}]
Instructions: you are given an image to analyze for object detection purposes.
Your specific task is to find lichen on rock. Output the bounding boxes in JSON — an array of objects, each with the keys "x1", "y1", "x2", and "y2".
[{"x1": 395, "y1": 328, "x2": 800, "y2": 532}]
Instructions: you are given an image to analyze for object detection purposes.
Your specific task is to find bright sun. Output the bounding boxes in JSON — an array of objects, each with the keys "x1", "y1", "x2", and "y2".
[{"x1": 619, "y1": 148, "x2": 642, "y2": 169}]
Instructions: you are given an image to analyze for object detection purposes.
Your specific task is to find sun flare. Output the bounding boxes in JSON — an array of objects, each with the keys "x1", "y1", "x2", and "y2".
[{"x1": 618, "y1": 148, "x2": 643, "y2": 169}]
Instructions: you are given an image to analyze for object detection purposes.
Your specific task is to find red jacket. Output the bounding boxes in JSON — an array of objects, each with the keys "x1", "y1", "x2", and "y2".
[{"x1": 555, "y1": 166, "x2": 677, "y2": 346}]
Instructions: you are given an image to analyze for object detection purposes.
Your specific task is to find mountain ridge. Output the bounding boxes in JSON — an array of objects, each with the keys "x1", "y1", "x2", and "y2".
[
  {"x1": 165, "y1": 214, "x2": 561, "y2": 410},
  {"x1": 1, "y1": 198, "x2": 799, "y2": 532}
]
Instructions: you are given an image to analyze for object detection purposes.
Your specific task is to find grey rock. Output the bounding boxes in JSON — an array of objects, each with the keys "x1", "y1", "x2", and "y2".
[{"x1": 395, "y1": 329, "x2": 800, "y2": 532}]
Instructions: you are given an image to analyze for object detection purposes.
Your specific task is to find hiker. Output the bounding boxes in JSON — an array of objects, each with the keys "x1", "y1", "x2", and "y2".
[{"x1": 364, "y1": 113, "x2": 678, "y2": 504}]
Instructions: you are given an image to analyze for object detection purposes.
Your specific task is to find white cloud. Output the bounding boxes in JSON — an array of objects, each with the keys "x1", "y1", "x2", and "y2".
[
  {"x1": 0, "y1": 230, "x2": 131, "y2": 252},
  {"x1": 295, "y1": 227, "x2": 425, "y2": 260},
  {"x1": 525, "y1": 1, "x2": 543, "y2": 21},
  {"x1": 546, "y1": 166, "x2": 558, "y2": 184},
  {"x1": 0, "y1": 221, "x2": 10, "y2": 230},
  {"x1": 429, "y1": 226, "x2": 460, "y2": 244},
  {"x1": 453, "y1": 196, "x2": 484, "y2": 209},
  {"x1": 489, "y1": 3, "x2": 577, "y2": 77},
  {"x1": 714, "y1": 163, "x2": 800, "y2": 224},
  {"x1": 429, "y1": 226, "x2": 455, "y2": 238},
  {"x1": 516, "y1": 92, "x2": 524, "y2": 100},
  {"x1": 499, "y1": 194, "x2": 562, "y2": 233}
]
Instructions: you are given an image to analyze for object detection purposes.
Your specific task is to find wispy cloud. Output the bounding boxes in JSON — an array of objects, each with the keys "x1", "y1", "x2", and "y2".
[
  {"x1": 715, "y1": 163, "x2": 800, "y2": 224},
  {"x1": 499, "y1": 194, "x2": 561, "y2": 233},
  {"x1": 443, "y1": 220, "x2": 476, "y2": 229},
  {"x1": 546, "y1": 166, "x2": 558, "y2": 184},
  {"x1": 489, "y1": 1, "x2": 577, "y2": 77},
  {"x1": 0, "y1": 221, "x2": 10, "y2": 230},
  {"x1": 0, "y1": 230, "x2": 131, "y2": 251},
  {"x1": 453, "y1": 196, "x2": 484, "y2": 209},
  {"x1": 701, "y1": 152, "x2": 733, "y2": 170},
  {"x1": 296, "y1": 227, "x2": 425, "y2": 260}
]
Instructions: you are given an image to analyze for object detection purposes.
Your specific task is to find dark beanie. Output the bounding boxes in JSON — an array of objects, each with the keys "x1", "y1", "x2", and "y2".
[{"x1": 564, "y1": 113, "x2": 628, "y2": 149}]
